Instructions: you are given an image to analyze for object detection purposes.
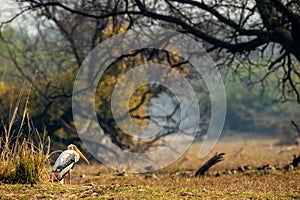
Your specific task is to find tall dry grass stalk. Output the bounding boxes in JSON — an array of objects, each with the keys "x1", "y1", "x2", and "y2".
[{"x1": 0, "y1": 82, "x2": 51, "y2": 184}]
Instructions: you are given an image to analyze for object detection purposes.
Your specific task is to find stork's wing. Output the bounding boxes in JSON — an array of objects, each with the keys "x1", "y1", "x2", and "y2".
[{"x1": 52, "y1": 150, "x2": 76, "y2": 172}]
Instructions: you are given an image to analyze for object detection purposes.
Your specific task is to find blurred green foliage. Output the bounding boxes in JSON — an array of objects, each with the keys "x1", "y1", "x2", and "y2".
[{"x1": 224, "y1": 70, "x2": 300, "y2": 142}]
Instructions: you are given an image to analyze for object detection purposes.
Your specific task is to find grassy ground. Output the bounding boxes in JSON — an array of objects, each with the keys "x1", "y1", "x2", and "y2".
[{"x1": 0, "y1": 138, "x2": 299, "y2": 199}]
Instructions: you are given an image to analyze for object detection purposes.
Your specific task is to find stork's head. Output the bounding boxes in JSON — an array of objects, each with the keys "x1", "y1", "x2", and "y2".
[
  {"x1": 67, "y1": 144, "x2": 76, "y2": 150},
  {"x1": 67, "y1": 144, "x2": 90, "y2": 164}
]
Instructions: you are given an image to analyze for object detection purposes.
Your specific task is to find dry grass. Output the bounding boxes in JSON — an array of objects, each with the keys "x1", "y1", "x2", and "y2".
[
  {"x1": 0, "y1": 84, "x2": 51, "y2": 184},
  {"x1": 1, "y1": 137, "x2": 299, "y2": 199}
]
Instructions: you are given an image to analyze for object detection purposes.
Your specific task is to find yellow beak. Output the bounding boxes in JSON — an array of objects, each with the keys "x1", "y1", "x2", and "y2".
[{"x1": 74, "y1": 147, "x2": 90, "y2": 164}]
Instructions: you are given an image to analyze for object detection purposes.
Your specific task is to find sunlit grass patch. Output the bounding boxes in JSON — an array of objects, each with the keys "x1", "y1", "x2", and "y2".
[{"x1": 0, "y1": 84, "x2": 51, "y2": 184}]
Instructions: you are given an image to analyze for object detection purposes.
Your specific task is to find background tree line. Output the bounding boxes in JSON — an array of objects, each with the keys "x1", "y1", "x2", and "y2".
[{"x1": 0, "y1": 0, "x2": 299, "y2": 152}]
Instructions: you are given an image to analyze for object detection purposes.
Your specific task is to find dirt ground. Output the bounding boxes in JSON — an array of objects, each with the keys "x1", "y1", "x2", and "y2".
[{"x1": 1, "y1": 138, "x2": 299, "y2": 199}]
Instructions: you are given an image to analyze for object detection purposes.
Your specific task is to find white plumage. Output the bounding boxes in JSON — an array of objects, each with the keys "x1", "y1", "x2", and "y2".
[{"x1": 52, "y1": 144, "x2": 89, "y2": 184}]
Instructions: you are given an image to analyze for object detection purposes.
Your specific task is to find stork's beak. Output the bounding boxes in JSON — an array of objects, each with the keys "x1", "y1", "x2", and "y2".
[{"x1": 74, "y1": 146, "x2": 90, "y2": 164}]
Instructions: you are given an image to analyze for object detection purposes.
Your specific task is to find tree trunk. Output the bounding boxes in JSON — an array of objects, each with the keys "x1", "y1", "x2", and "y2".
[{"x1": 291, "y1": 17, "x2": 300, "y2": 62}]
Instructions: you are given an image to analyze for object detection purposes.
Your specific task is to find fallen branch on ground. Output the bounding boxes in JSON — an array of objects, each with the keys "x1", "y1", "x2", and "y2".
[
  {"x1": 195, "y1": 152, "x2": 225, "y2": 177},
  {"x1": 291, "y1": 154, "x2": 300, "y2": 167}
]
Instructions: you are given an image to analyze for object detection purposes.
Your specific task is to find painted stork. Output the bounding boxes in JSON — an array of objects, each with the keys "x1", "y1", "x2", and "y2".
[{"x1": 52, "y1": 144, "x2": 89, "y2": 184}]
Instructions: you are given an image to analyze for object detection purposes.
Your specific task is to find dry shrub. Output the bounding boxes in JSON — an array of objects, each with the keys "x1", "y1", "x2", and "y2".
[{"x1": 0, "y1": 83, "x2": 51, "y2": 184}]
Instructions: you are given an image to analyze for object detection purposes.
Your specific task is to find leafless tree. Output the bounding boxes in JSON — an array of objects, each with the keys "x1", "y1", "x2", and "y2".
[{"x1": 3, "y1": 0, "x2": 299, "y2": 102}]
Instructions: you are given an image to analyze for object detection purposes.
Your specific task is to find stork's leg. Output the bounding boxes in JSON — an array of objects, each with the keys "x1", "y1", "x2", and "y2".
[
  {"x1": 68, "y1": 172, "x2": 71, "y2": 184},
  {"x1": 64, "y1": 176, "x2": 66, "y2": 184},
  {"x1": 52, "y1": 173, "x2": 56, "y2": 182}
]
